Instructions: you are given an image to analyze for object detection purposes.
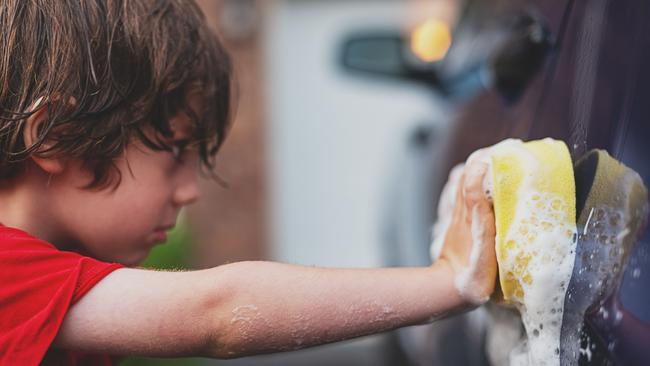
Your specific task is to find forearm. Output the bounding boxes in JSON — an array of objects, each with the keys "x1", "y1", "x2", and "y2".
[{"x1": 207, "y1": 260, "x2": 464, "y2": 358}]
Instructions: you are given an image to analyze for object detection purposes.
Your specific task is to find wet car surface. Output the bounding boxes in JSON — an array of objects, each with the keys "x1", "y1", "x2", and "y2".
[{"x1": 343, "y1": 0, "x2": 650, "y2": 364}]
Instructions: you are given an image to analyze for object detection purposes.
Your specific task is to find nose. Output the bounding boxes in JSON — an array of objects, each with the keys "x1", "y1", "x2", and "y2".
[
  {"x1": 174, "y1": 180, "x2": 200, "y2": 206},
  {"x1": 172, "y1": 163, "x2": 201, "y2": 207}
]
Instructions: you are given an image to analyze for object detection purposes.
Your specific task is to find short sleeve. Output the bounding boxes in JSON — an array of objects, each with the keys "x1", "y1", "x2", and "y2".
[{"x1": 0, "y1": 226, "x2": 123, "y2": 366}]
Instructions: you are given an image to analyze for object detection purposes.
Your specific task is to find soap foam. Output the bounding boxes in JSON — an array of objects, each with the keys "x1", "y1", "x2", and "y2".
[
  {"x1": 430, "y1": 164, "x2": 465, "y2": 261},
  {"x1": 454, "y1": 206, "x2": 492, "y2": 305},
  {"x1": 430, "y1": 139, "x2": 577, "y2": 366},
  {"x1": 430, "y1": 163, "x2": 492, "y2": 305},
  {"x1": 491, "y1": 141, "x2": 577, "y2": 366},
  {"x1": 502, "y1": 190, "x2": 576, "y2": 366},
  {"x1": 560, "y1": 204, "x2": 644, "y2": 363}
]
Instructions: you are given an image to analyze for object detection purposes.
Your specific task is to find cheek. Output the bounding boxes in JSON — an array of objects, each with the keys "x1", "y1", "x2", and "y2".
[
  {"x1": 83, "y1": 217, "x2": 155, "y2": 264},
  {"x1": 68, "y1": 190, "x2": 162, "y2": 244}
]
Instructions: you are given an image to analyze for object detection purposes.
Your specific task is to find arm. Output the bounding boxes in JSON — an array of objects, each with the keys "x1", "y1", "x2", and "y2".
[
  {"x1": 53, "y1": 161, "x2": 496, "y2": 359},
  {"x1": 53, "y1": 261, "x2": 461, "y2": 358}
]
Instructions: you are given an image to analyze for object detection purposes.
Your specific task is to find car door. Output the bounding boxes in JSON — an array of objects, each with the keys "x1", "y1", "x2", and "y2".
[{"x1": 443, "y1": 0, "x2": 650, "y2": 364}]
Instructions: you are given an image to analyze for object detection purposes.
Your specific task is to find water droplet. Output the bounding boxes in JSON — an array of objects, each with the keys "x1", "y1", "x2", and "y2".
[
  {"x1": 608, "y1": 341, "x2": 616, "y2": 352},
  {"x1": 614, "y1": 311, "x2": 623, "y2": 325},
  {"x1": 633, "y1": 268, "x2": 641, "y2": 278},
  {"x1": 600, "y1": 307, "x2": 609, "y2": 319}
]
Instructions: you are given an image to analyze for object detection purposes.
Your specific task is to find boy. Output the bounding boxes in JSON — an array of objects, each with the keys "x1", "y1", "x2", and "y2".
[{"x1": 0, "y1": 1, "x2": 497, "y2": 364}]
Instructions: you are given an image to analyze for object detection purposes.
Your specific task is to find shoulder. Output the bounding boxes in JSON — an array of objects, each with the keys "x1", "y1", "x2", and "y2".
[
  {"x1": 0, "y1": 225, "x2": 54, "y2": 249},
  {"x1": 0, "y1": 225, "x2": 78, "y2": 267},
  {"x1": 0, "y1": 225, "x2": 75, "y2": 281},
  {"x1": 0, "y1": 225, "x2": 123, "y2": 365},
  {"x1": 0, "y1": 225, "x2": 122, "y2": 297}
]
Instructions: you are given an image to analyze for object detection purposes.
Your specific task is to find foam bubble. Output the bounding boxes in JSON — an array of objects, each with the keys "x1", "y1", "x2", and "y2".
[
  {"x1": 503, "y1": 190, "x2": 576, "y2": 366},
  {"x1": 431, "y1": 139, "x2": 578, "y2": 366},
  {"x1": 454, "y1": 206, "x2": 492, "y2": 305},
  {"x1": 489, "y1": 140, "x2": 577, "y2": 366},
  {"x1": 560, "y1": 205, "x2": 637, "y2": 364},
  {"x1": 430, "y1": 164, "x2": 465, "y2": 260}
]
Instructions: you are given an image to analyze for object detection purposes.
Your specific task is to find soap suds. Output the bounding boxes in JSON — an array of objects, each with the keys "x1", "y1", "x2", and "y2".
[
  {"x1": 454, "y1": 206, "x2": 491, "y2": 305},
  {"x1": 491, "y1": 140, "x2": 577, "y2": 366},
  {"x1": 430, "y1": 164, "x2": 465, "y2": 260},
  {"x1": 431, "y1": 139, "x2": 578, "y2": 366},
  {"x1": 230, "y1": 304, "x2": 260, "y2": 324},
  {"x1": 503, "y1": 190, "x2": 576, "y2": 366},
  {"x1": 560, "y1": 205, "x2": 642, "y2": 364},
  {"x1": 430, "y1": 161, "x2": 494, "y2": 305}
]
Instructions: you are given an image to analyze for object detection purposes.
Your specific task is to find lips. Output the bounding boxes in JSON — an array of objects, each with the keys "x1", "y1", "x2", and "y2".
[
  {"x1": 156, "y1": 225, "x2": 174, "y2": 232},
  {"x1": 152, "y1": 224, "x2": 174, "y2": 243},
  {"x1": 153, "y1": 230, "x2": 167, "y2": 243}
]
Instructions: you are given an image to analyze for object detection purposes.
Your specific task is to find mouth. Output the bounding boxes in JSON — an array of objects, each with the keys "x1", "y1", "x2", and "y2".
[
  {"x1": 152, "y1": 230, "x2": 167, "y2": 243},
  {"x1": 153, "y1": 225, "x2": 174, "y2": 243}
]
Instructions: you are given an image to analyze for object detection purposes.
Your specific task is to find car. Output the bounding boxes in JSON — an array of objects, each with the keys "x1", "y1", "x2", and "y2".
[{"x1": 341, "y1": 0, "x2": 650, "y2": 364}]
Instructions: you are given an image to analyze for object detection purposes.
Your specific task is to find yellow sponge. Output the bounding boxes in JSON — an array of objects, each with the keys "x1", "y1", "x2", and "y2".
[{"x1": 490, "y1": 138, "x2": 576, "y2": 304}]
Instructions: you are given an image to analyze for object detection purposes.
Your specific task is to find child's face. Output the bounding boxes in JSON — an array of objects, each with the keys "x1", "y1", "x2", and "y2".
[{"x1": 47, "y1": 109, "x2": 202, "y2": 266}]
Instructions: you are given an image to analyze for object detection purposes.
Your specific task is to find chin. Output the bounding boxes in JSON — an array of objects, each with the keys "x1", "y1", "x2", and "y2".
[{"x1": 120, "y1": 251, "x2": 151, "y2": 267}]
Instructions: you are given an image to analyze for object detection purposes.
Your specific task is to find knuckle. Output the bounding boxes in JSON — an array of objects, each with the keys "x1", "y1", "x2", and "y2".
[{"x1": 463, "y1": 165, "x2": 487, "y2": 203}]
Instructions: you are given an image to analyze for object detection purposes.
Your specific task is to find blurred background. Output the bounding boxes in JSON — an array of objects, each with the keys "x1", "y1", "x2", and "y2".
[{"x1": 122, "y1": 0, "x2": 650, "y2": 365}]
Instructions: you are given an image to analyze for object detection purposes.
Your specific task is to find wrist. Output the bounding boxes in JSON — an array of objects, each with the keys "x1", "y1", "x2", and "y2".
[
  {"x1": 428, "y1": 259, "x2": 474, "y2": 317},
  {"x1": 432, "y1": 257, "x2": 490, "y2": 310}
]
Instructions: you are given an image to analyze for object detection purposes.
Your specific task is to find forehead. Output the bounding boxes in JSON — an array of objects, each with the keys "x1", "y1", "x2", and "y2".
[
  {"x1": 168, "y1": 94, "x2": 203, "y2": 139},
  {"x1": 169, "y1": 115, "x2": 194, "y2": 139}
]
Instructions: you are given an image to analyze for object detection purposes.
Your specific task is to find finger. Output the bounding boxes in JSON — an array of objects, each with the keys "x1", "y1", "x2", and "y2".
[
  {"x1": 463, "y1": 161, "x2": 489, "y2": 210},
  {"x1": 453, "y1": 169, "x2": 467, "y2": 224},
  {"x1": 465, "y1": 147, "x2": 491, "y2": 166},
  {"x1": 474, "y1": 200, "x2": 497, "y2": 293},
  {"x1": 437, "y1": 164, "x2": 465, "y2": 217}
]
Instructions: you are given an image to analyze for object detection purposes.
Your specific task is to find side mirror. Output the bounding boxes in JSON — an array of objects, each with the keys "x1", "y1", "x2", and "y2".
[
  {"x1": 339, "y1": 12, "x2": 552, "y2": 103},
  {"x1": 490, "y1": 12, "x2": 553, "y2": 102},
  {"x1": 339, "y1": 32, "x2": 443, "y2": 89}
]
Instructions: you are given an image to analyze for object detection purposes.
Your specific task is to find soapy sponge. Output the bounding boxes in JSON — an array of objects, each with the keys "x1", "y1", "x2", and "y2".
[
  {"x1": 429, "y1": 138, "x2": 579, "y2": 364},
  {"x1": 490, "y1": 138, "x2": 576, "y2": 304}
]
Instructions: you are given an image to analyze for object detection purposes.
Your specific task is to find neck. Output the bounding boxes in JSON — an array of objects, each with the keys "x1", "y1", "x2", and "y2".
[{"x1": 0, "y1": 168, "x2": 68, "y2": 249}]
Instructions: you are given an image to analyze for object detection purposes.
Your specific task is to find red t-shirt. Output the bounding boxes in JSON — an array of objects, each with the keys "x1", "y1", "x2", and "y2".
[{"x1": 0, "y1": 226, "x2": 124, "y2": 365}]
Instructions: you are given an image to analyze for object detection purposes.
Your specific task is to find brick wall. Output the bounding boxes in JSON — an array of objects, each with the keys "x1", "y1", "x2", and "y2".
[{"x1": 187, "y1": 0, "x2": 268, "y2": 268}]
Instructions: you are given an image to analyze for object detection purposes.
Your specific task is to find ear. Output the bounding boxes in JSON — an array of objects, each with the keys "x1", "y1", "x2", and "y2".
[{"x1": 23, "y1": 99, "x2": 66, "y2": 175}]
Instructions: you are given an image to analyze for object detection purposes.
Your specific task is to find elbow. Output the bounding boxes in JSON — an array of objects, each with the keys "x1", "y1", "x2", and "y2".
[
  {"x1": 204, "y1": 329, "x2": 248, "y2": 360},
  {"x1": 204, "y1": 344, "x2": 242, "y2": 360},
  {"x1": 199, "y1": 261, "x2": 264, "y2": 359}
]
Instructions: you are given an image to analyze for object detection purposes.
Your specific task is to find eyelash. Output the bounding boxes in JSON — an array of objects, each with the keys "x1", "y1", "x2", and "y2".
[{"x1": 171, "y1": 142, "x2": 189, "y2": 163}]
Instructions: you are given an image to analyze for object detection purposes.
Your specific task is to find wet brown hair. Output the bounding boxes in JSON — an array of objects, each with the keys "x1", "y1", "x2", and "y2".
[{"x1": 0, "y1": 0, "x2": 233, "y2": 188}]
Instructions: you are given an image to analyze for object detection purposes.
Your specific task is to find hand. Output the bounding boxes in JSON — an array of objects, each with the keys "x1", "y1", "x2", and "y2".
[{"x1": 436, "y1": 153, "x2": 497, "y2": 305}]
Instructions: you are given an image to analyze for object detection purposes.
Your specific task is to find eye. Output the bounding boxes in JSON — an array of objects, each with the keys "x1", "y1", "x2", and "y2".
[{"x1": 170, "y1": 140, "x2": 190, "y2": 163}]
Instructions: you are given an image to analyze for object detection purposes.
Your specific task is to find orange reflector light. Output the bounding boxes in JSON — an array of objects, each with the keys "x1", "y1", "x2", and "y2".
[{"x1": 410, "y1": 19, "x2": 452, "y2": 62}]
